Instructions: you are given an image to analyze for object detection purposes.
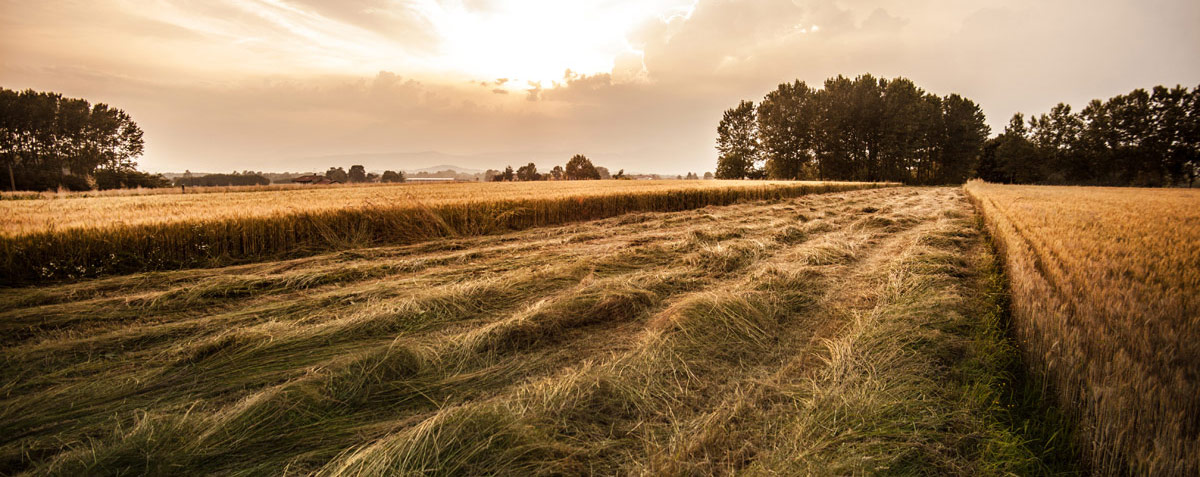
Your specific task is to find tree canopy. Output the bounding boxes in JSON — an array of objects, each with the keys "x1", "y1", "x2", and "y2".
[
  {"x1": 1, "y1": 87, "x2": 161, "y2": 191},
  {"x1": 176, "y1": 172, "x2": 270, "y2": 187},
  {"x1": 717, "y1": 74, "x2": 989, "y2": 184},
  {"x1": 564, "y1": 154, "x2": 601, "y2": 180},
  {"x1": 978, "y1": 84, "x2": 1200, "y2": 186}
]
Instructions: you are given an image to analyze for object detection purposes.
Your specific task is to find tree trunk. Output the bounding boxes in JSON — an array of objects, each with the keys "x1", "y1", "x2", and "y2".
[{"x1": 7, "y1": 162, "x2": 14, "y2": 192}]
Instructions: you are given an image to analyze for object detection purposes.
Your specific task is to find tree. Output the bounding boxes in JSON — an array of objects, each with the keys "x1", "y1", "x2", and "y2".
[
  {"x1": 1030, "y1": 103, "x2": 1085, "y2": 183},
  {"x1": 715, "y1": 100, "x2": 759, "y2": 179},
  {"x1": 550, "y1": 165, "x2": 564, "y2": 180},
  {"x1": 718, "y1": 74, "x2": 990, "y2": 185},
  {"x1": 614, "y1": 169, "x2": 626, "y2": 179},
  {"x1": 595, "y1": 166, "x2": 611, "y2": 180},
  {"x1": 502, "y1": 165, "x2": 515, "y2": 181},
  {"x1": 516, "y1": 162, "x2": 540, "y2": 181},
  {"x1": 703, "y1": 171, "x2": 714, "y2": 180},
  {"x1": 758, "y1": 81, "x2": 818, "y2": 179},
  {"x1": 685, "y1": 172, "x2": 699, "y2": 180},
  {"x1": 565, "y1": 154, "x2": 600, "y2": 180},
  {"x1": 175, "y1": 173, "x2": 269, "y2": 187},
  {"x1": 325, "y1": 167, "x2": 348, "y2": 183},
  {"x1": 348, "y1": 164, "x2": 367, "y2": 183},
  {"x1": 935, "y1": 94, "x2": 990, "y2": 184},
  {"x1": 988, "y1": 83, "x2": 1200, "y2": 186},
  {"x1": 995, "y1": 113, "x2": 1042, "y2": 184},
  {"x1": 381, "y1": 170, "x2": 405, "y2": 183},
  {"x1": 0, "y1": 87, "x2": 151, "y2": 191}
]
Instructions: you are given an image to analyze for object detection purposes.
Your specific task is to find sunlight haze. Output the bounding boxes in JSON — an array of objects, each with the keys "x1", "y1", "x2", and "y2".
[{"x1": 2, "y1": 0, "x2": 1198, "y2": 174}]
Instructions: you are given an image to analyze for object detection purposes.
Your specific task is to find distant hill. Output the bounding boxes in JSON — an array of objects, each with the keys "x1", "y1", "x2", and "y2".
[{"x1": 408, "y1": 164, "x2": 483, "y2": 174}]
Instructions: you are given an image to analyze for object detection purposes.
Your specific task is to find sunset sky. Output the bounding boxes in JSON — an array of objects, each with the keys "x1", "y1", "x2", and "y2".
[{"x1": 2, "y1": 0, "x2": 1198, "y2": 174}]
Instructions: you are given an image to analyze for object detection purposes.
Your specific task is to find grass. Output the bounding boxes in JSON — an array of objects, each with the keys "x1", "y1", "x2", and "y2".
[
  {"x1": 965, "y1": 180, "x2": 1200, "y2": 476},
  {"x1": 0, "y1": 186, "x2": 1076, "y2": 475},
  {"x1": 0, "y1": 180, "x2": 891, "y2": 283}
]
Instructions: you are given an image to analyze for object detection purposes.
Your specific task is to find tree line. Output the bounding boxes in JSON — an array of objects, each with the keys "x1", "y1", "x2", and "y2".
[
  {"x1": 977, "y1": 84, "x2": 1200, "y2": 187},
  {"x1": 716, "y1": 74, "x2": 990, "y2": 185},
  {"x1": 486, "y1": 154, "x2": 622, "y2": 181},
  {"x1": 1, "y1": 87, "x2": 168, "y2": 191}
]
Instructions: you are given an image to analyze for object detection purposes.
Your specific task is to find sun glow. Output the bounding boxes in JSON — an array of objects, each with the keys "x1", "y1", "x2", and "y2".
[
  {"x1": 411, "y1": 0, "x2": 696, "y2": 84},
  {"x1": 111, "y1": 0, "x2": 698, "y2": 85}
]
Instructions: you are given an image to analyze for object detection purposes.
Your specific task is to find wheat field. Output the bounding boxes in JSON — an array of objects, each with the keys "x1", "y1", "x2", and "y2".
[
  {"x1": 0, "y1": 186, "x2": 1064, "y2": 475},
  {"x1": 0, "y1": 180, "x2": 887, "y2": 283},
  {"x1": 965, "y1": 181, "x2": 1200, "y2": 475}
]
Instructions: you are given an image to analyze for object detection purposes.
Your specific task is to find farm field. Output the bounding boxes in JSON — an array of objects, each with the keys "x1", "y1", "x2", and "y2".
[
  {"x1": 0, "y1": 180, "x2": 855, "y2": 235},
  {"x1": 966, "y1": 182, "x2": 1200, "y2": 475},
  {"x1": 0, "y1": 187, "x2": 1063, "y2": 475},
  {"x1": 0, "y1": 180, "x2": 886, "y2": 283}
]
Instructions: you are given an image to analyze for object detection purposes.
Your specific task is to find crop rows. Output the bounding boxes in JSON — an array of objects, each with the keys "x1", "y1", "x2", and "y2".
[
  {"x1": 965, "y1": 181, "x2": 1200, "y2": 475},
  {"x1": 0, "y1": 181, "x2": 887, "y2": 283},
  {"x1": 0, "y1": 187, "x2": 1054, "y2": 475}
]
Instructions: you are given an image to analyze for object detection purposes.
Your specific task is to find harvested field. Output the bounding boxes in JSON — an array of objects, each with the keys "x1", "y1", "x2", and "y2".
[
  {"x1": 0, "y1": 187, "x2": 1066, "y2": 475},
  {"x1": 0, "y1": 180, "x2": 886, "y2": 283},
  {"x1": 965, "y1": 181, "x2": 1200, "y2": 476}
]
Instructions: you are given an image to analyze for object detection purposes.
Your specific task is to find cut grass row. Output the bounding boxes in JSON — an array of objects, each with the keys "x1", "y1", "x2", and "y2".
[
  {"x1": 0, "y1": 181, "x2": 889, "y2": 283},
  {"x1": 1, "y1": 187, "x2": 1073, "y2": 475},
  {"x1": 965, "y1": 180, "x2": 1200, "y2": 476}
]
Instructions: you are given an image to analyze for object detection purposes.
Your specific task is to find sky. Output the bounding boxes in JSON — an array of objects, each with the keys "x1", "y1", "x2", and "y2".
[{"x1": 2, "y1": 0, "x2": 1198, "y2": 175}]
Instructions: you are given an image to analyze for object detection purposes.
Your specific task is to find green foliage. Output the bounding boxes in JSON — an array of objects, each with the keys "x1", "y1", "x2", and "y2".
[
  {"x1": 516, "y1": 162, "x2": 540, "y2": 181},
  {"x1": 564, "y1": 154, "x2": 600, "y2": 180},
  {"x1": 380, "y1": 170, "x2": 405, "y2": 183},
  {"x1": 325, "y1": 167, "x2": 349, "y2": 183},
  {"x1": 94, "y1": 168, "x2": 171, "y2": 190},
  {"x1": 727, "y1": 74, "x2": 990, "y2": 184},
  {"x1": 0, "y1": 87, "x2": 149, "y2": 191},
  {"x1": 176, "y1": 172, "x2": 270, "y2": 187},
  {"x1": 981, "y1": 84, "x2": 1200, "y2": 186},
  {"x1": 715, "y1": 100, "x2": 760, "y2": 179}
]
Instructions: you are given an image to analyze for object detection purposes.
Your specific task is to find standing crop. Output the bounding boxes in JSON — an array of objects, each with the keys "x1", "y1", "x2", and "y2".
[{"x1": 966, "y1": 180, "x2": 1200, "y2": 475}]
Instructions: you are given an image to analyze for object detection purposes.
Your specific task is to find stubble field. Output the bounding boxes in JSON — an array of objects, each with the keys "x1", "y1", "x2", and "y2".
[{"x1": 0, "y1": 186, "x2": 1061, "y2": 475}]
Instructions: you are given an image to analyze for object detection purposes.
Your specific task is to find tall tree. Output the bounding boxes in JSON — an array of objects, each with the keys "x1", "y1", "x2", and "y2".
[
  {"x1": 758, "y1": 81, "x2": 818, "y2": 179},
  {"x1": 995, "y1": 113, "x2": 1042, "y2": 183},
  {"x1": 348, "y1": 165, "x2": 367, "y2": 183},
  {"x1": 516, "y1": 162, "x2": 540, "y2": 181},
  {"x1": 936, "y1": 94, "x2": 989, "y2": 184},
  {"x1": 381, "y1": 170, "x2": 405, "y2": 183},
  {"x1": 715, "y1": 100, "x2": 760, "y2": 179},
  {"x1": 565, "y1": 154, "x2": 600, "y2": 180},
  {"x1": 326, "y1": 167, "x2": 348, "y2": 183},
  {"x1": 0, "y1": 87, "x2": 149, "y2": 191}
]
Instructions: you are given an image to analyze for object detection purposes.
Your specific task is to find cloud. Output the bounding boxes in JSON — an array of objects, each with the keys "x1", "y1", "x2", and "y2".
[{"x1": 2, "y1": 0, "x2": 1198, "y2": 176}]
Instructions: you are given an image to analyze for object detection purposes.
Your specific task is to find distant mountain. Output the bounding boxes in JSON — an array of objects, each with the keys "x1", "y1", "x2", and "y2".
[{"x1": 408, "y1": 164, "x2": 483, "y2": 174}]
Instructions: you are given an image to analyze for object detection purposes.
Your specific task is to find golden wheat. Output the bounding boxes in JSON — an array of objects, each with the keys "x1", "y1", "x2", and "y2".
[
  {"x1": 0, "y1": 187, "x2": 1060, "y2": 475},
  {"x1": 965, "y1": 180, "x2": 1200, "y2": 476},
  {"x1": 1, "y1": 180, "x2": 833, "y2": 235},
  {"x1": 0, "y1": 180, "x2": 888, "y2": 282}
]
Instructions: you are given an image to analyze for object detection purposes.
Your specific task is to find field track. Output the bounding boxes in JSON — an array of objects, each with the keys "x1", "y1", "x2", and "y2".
[{"x1": 0, "y1": 187, "x2": 1057, "y2": 475}]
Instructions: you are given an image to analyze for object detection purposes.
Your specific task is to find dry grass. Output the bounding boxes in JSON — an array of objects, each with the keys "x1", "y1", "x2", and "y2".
[
  {"x1": 0, "y1": 187, "x2": 1070, "y2": 475},
  {"x1": 0, "y1": 180, "x2": 888, "y2": 283},
  {"x1": 965, "y1": 180, "x2": 1200, "y2": 476}
]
